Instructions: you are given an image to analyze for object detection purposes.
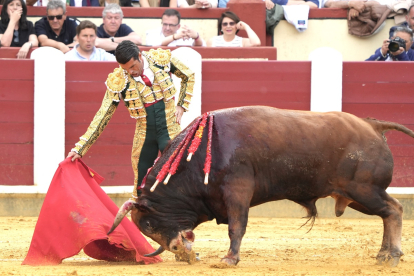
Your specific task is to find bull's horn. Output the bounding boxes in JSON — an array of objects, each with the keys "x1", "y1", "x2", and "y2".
[
  {"x1": 107, "y1": 199, "x2": 136, "y2": 235},
  {"x1": 144, "y1": 246, "x2": 165, "y2": 257},
  {"x1": 187, "y1": 153, "x2": 193, "y2": 162}
]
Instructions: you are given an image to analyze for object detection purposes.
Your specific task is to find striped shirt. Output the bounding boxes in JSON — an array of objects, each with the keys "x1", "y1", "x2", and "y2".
[{"x1": 211, "y1": 35, "x2": 243, "y2": 47}]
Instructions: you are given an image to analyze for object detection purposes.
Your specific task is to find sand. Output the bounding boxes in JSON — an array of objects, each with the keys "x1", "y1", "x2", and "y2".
[{"x1": 1, "y1": 216, "x2": 414, "y2": 275}]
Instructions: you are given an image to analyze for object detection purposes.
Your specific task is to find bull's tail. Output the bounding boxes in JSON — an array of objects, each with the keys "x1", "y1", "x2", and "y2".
[{"x1": 364, "y1": 118, "x2": 414, "y2": 139}]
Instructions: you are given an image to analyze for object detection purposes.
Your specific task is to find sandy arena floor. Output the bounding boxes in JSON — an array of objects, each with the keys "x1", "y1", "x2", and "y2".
[{"x1": 1, "y1": 216, "x2": 414, "y2": 276}]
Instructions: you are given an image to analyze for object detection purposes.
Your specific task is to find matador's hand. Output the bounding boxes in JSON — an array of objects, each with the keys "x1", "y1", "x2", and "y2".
[
  {"x1": 175, "y1": 106, "x2": 185, "y2": 125},
  {"x1": 67, "y1": 151, "x2": 82, "y2": 162}
]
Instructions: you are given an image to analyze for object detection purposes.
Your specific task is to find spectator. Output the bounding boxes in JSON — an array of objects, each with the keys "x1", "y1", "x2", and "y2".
[
  {"x1": 366, "y1": 26, "x2": 414, "y2": 61},
  {"x1": 70, "y1": 0, "x2": 100, "y2": 6},
  {"x1": 0, "y1": 0, "x2": 39, "y2": 59},
  {"x1": 145, "y1": 9, "x2": 204, "y2": 46},
  {"x1": 389, "y1": 5, "x2": 414, "y2": 49},
  {"x1": 65, "y1": 20, "x2": 116, "y2": 61},
  {"x1": 218, "y1": 0, "x2": 228, "y2": 8},
  {"x1": 95, "y1": 4, "x2": 142, "y2": 54},
  {"x1": 266, "y1": 0, "x2": 318, "y2": 9},
  {"x1": 207, "y1": 11, "x2": 261, "y2": 47},
  {"x1": 34, "y1": 0, "x2": 78, "y2": 53}
]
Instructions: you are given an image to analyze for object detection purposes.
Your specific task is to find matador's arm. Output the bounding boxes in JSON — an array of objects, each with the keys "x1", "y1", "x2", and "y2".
[
  {"x1": 71, "y1": 67, "x2": 127, "y2": 156},
  {"x1": 170, "y1": 57, "x2": 195, "y2": 111}
]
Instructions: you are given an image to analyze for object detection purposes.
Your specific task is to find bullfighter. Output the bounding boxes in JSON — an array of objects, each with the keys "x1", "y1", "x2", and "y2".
[{"x1": 67, "y1": 40, "x2": 195, "y2": 198}]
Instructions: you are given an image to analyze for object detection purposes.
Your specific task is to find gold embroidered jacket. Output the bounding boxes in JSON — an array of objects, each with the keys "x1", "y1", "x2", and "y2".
[{"x1": 72, "y1": 49, "x2": 195, "y2": 156}]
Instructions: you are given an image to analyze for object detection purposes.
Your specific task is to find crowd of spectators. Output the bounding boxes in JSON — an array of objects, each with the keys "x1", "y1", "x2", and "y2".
[
  {"x1": 1, "y1": 0, "x2": 414, "y2": 61},
  {"x1": 0, "y1": 0, "x2": 263, "y2": 60}
]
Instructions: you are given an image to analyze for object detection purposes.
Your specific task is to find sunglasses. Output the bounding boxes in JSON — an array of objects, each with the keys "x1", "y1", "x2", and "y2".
[
  {"x1": 222, "y1": 22, "x2": 236, "y2": 27},
  {"x1": 47, "y1": 15, "x2": 63, "y2": 21}
]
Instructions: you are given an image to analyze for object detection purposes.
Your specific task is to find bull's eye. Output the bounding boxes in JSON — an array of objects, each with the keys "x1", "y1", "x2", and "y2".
[{"x1": 146, "y1": 221, "x2": 150, "y2": 227}]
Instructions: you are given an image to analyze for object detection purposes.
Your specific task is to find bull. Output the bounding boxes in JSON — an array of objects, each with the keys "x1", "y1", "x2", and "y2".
[{"x1": 108, "y1": 106, "x2": 414, "y2": 267}]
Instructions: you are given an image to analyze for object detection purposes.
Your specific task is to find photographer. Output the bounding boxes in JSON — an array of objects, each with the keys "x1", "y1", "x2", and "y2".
[{"x1": 366, "y1": 26, "x2": 414, "y2": 61}]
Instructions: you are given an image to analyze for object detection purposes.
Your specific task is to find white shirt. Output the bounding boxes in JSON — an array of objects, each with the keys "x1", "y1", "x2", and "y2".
[
  {"x1": 146, "y1": 27, "x2": 205, "y2": 47},
  {"x1": 132, "y1": 54, "x2": 171, "y2": 85},
  {"x1": 211, "y1": 35, "x2": 243, "y2": 47},
  {"x1": 65, "y1": 45, "x2": 117, "y2": 61}
]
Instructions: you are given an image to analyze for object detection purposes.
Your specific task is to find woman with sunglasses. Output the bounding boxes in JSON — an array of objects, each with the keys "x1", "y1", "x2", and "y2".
[
  {"x1": 207, "y1": 11, "x2": 261, "y2": 47},
  {"x1": 0, "y1": 0, "x2": 38, "y2": 58}
]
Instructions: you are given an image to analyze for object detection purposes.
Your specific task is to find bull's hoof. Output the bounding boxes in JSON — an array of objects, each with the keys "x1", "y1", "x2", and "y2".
[
  {"x1": 220, "y1": 256, "x2": 239, "y2": 266},
  {"x1": 376, "y1": 254, "x2": 401, "y2": 267}
]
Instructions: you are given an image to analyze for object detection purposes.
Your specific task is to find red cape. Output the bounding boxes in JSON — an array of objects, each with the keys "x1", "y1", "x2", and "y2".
[{"x1": 22, "y1": 158, "x2": 162, "y2": 265}]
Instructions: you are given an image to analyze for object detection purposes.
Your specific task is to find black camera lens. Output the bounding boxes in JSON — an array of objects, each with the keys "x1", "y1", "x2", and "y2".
[
  {"x1": 388, "y1": 36, "x2": 406, "y2": 52},
  {"x1": 389, "y1": 41, "x2": 400, "y2": 52}
]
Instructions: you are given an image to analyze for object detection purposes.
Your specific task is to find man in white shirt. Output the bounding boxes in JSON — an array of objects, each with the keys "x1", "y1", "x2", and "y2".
[
  {"x1": 65, "y1": 20, "x2": 116, "y2": 61},
  {"x1": 145, "y1": 9, "x2": 205, "y2": 47}
]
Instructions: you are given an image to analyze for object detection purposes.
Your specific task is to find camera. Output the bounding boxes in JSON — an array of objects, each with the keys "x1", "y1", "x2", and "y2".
[{"x1": 388, "y1": 37, "x2": 406, "y2": 52}]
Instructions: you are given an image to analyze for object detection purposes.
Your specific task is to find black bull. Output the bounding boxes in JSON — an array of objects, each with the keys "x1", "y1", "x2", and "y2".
[{"x1": 108, "y1": 106, "x2": 414, "y2": 267}]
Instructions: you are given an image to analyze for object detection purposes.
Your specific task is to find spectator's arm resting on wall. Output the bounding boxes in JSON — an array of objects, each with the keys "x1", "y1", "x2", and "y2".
[
  {"x1": 325, "y1": 0, "x2": 367, "y2": 20},
  {"x1": 38, "y1": 34, "x2": 71, "y2": 53},
  {"x1": 185, "y1": 0, "x2": 218, "y2": 8},
  {"x1": 95, "y1": 37, "x2": 122, "y2": 51},
  {"x1": 238, "y1": 21, "x2": 261, "y2": 47},
  {"x1": 16, "y1": 34, "x2": 39, "y2": 59}
]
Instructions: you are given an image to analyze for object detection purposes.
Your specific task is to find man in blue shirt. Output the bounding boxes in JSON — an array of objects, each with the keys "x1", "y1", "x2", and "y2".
[
  {"x1": 366, "y1": 26, "x2": 414, "y2": 61},
  {"x1": 34, "y1": 0, "x2": 78, "y2": 53},
  {"x1": 95, "y1": 4, "x2": 142, "y2": 54},
  {"x1": 65, "y1": 20, "x2": 116, "y2": 61},
  {"x1": 389, "y1": 5, "x2": 414, "y2": 50}
]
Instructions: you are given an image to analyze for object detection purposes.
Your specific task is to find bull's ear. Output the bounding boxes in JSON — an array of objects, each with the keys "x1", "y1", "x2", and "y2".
[{"x1": 134, "y1": 202, "x2": 150, "y2": 213}]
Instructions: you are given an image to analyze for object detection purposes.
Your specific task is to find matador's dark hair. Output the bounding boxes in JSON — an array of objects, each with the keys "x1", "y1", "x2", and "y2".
[{"x1": 115, "y1": 40, "x2": 141, "y2": 64}]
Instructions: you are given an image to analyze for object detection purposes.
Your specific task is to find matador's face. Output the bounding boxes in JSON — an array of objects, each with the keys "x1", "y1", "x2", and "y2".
[{"x1": 119, "y1": 53, "x2": 144, "y2": 78}]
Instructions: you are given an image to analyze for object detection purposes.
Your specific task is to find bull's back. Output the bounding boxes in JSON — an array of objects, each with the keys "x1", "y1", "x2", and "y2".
[{"x1": 211, "y1": 106, "x2": 394, "y2": 203}]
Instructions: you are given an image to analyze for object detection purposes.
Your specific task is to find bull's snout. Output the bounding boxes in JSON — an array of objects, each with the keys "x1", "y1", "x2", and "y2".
[{"x1": 169, "y1": 230, "x2": 195, "y2": 253}]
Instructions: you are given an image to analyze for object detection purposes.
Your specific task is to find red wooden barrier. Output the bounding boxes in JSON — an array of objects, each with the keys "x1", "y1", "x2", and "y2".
[
  {"x1": 2, "y1": 60, "x2": 414, "y2": 187},
  {"x1": 201, "y1": 61, "x2": 311, "y2": 112},
  {"x1": 65, "y1": 61, "x2": 136, "y2": 186},
  {"x1": 0, "y1": 59, "x2": 34, "y2": 185},
  {"x1": 342, "y1": 62, "x2": 414, "y2": 187}
]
